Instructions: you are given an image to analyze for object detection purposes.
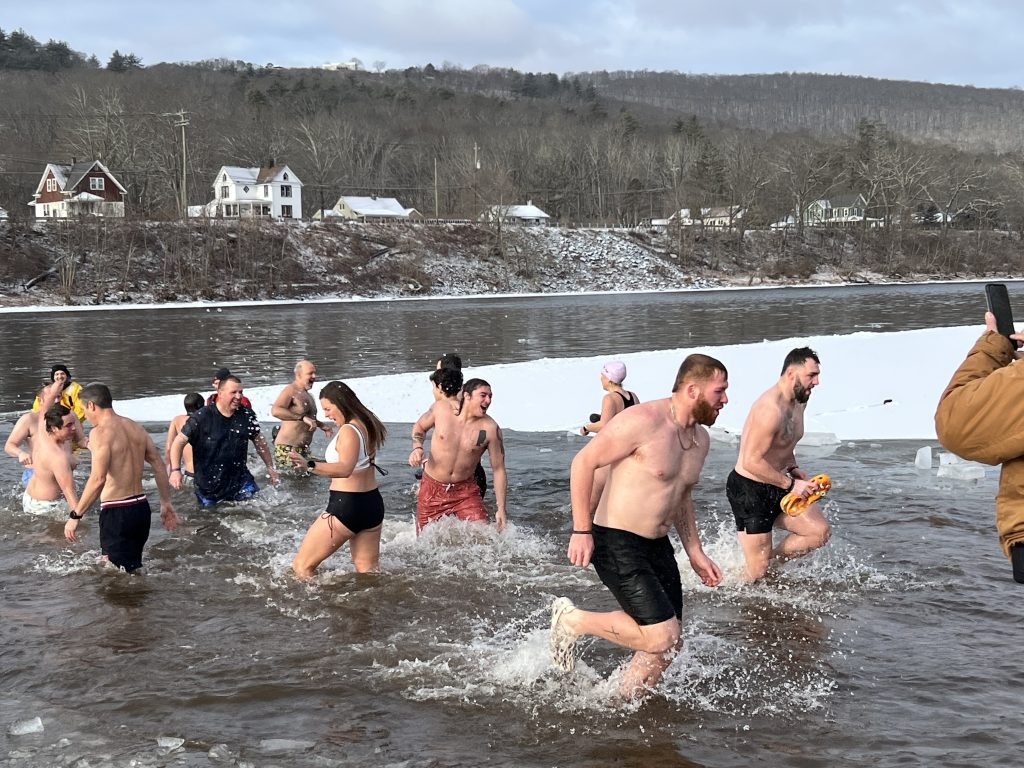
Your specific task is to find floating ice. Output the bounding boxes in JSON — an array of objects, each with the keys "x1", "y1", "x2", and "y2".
[
  {"x1": 259, "y1": 738, "x2": 316, "y2": 752},
  {"x1": 915, "y1": 446, "x2": 933, "y2": 469},
  {"x1": 8, "y1": 716, "x2": 43, "y2": 735},
  {"x1": 208, "y1": 743, "x2": 234, "y2": 762},
  {"x1": 938, "y1": 451, "x2": 965, "y2": 466},
  {"x1": 937, "y1": 463, "x2": 986, "y2": 481},
  {"x1": 801, "y1": 432, "x2": 840, "y2": 446}
]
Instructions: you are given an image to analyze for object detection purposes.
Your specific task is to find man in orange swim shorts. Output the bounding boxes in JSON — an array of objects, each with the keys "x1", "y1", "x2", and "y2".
[{"x1": 410, "y1": 378, "x2": 507, "y2": 533}]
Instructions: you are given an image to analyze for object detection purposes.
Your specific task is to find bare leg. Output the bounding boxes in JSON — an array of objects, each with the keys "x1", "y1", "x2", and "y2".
[
  {"x1": 620, "y1": 638, "x2": 683, "y2": 699},
  {"x1": 773, "y1": 504, "x2": 831, "y2": 562},
  {"x1": 737, "y1": 530, "x2": 773, "y2": 582},
  {"x1": 292, "y1": 514, "x2": 353, "y2": 579},
  {"x1": 563, "y1": 608, "x2": 679, "y2": 656},
  {"x1": 348, "y1": 525, "x2": 382, "y2": 573}
]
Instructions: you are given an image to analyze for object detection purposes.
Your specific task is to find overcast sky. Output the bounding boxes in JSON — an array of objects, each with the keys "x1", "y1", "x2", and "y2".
[{"x1": 4, "y1": 1, "x2": 1022, "y2": 89}]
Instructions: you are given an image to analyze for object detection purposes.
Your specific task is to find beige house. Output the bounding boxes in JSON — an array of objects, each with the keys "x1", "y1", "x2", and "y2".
[{"x1": 317, "y1": 195, "x2": 421, "y2": 222}]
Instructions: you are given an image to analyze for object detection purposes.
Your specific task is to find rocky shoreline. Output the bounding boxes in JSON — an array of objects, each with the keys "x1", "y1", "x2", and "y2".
[{"x1": 0, "y1": 218, "x2": 1018, "y2": 309}]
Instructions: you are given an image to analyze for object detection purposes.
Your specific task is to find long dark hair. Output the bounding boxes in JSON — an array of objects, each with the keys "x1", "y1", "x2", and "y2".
[{"x1": 319, "y1": 380, "x2": 387, "y2": 455}]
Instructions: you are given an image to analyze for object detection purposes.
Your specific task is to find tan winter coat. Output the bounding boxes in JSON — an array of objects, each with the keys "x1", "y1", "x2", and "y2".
[{"x1": 934, "y1": 330, "x2": 1024, "y2": 557}]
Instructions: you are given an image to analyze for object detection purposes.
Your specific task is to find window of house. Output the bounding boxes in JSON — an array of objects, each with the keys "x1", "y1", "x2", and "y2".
[
  {"x1": 264, "y1": 185, "x2": 269, "y2": 196},
  {"x1": 46, "y1": 178, "x2": 56, "y2": 192},
  {"x1": 282, "y1": 205, "x2": 293, "y2": 218},
  {"x1": 222, "y1": 173, "x2": 228, "y2": 182},
  {"x1": 43, "y1": 204, "x2": 50, "y2": 217},
  {"x1": 283, "y1": 173, "x2": 289, "y2": 181},
  {"x1": 90, "y1": 177, "x2": 105, "y2": 191},
  {"x1": 221, "y1": 185, "x2": 229, "y2": 198},
  {"x1": 243, "y1": 185, "x2": 250, "y2": 193},
  {"x1": 281, "y1": 185, "x2": 292, "y2": 198}
]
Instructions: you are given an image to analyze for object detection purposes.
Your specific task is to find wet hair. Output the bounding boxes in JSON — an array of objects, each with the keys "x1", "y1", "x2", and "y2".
[
  {"x1": 184, "y1": 393, "x2": 204, "y2": 413},
  {"x1": 672, "y1": 354, "x2": 728, "y2": 392},
  {"x1": 436, "y1": 353, "x2": 463, "y2": 371},
  {"x1": 781, "y1": 347, "x2": 820, "y2": 375},
  {"x1": 430, "y1": 366, "x2": 464, "y2": 397},
  {"x1": 319, "y1": 380, "x2": 387, "y2": 454},
  {"x1": 463, "y1": 378, "x2": 490, "y2": 396},
  {"x1": 79, "y1": 382, "x2": 113, "y2": 409},
  {"x1": 44, "y1": 404, "x2": 71, "y2": 432},
  {"x1": 294, "y1": 359, "x2": 314, "y2": 375},
  {"x1": 217, "y1": 375, "x2": 242, "y2": 390}
]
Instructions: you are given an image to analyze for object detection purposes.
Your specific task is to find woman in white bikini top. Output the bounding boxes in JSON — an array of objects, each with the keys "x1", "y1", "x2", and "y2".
[{"x1": 289, "y1": 380, "x2": 388, "y2": 578}]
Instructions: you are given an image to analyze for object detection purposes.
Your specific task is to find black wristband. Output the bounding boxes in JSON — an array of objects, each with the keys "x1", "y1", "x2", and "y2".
[
  {"x1": 786, "y1": 476, "x2": 796, "y2": 492},
  {"x1": 170, "y1": 467, "x2": 181, "y2": 473},
  {"x1": 307, "y1": 459, "x2": 316, "y2": 469},
  {"x1": 69, "y1": 510, "x2": 84, "y2": 520},
  {"x1": 572, "y1": 529, "x2": 593, "y2": 535}
]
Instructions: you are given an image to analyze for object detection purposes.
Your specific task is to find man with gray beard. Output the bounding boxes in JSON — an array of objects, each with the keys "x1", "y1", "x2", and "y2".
[{"x1": 727, "y1": 347, "x2": 831, "y2": 582}]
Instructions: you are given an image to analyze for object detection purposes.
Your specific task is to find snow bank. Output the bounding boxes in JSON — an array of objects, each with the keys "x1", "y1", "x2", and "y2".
[{"x1": 117, "y1": 324, "x2": 983, "y2": 441}]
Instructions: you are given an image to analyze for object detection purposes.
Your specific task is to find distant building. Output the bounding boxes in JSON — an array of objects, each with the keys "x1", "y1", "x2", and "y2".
[
  {"x1": 318, "y1": 59, "x2": 361, "y2": 71},
  {"x1": 666, "y1": 205, "x2": 745, "y2": 229},
  {"x1": 28, "y1": 160, "x2": 127, "y2": 219},
  {"x1": 804, "y1": 194, "x2": 869, "y2": 226},
  {"x1": 204, "y1": 164, "x2": 303, "y2": 220},
  {"x1": 315, "y1": 195, "x2": 421, "y2": 222},
  {"x1": 479, "y1": 201, "x2": 550, "y2": 226}
]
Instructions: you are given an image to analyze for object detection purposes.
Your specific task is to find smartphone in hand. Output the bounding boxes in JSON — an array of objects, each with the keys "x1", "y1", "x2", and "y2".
[{"x1": 985, "y1": 283, "x2": 1020, "y2": 349}]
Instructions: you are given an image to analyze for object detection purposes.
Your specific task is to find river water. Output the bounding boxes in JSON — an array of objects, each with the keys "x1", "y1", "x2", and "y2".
[{"x1": 1, "y1": 282, "x2": 1022, "y2": 767}]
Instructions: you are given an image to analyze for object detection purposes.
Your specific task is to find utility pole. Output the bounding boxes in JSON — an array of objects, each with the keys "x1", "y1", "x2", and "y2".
[
  {"x1": 165, "y1": 109, "x2": 190, "y2": 218},
  {"x1": 433, "y1": 156, "x2": 439, "y2": 219}
]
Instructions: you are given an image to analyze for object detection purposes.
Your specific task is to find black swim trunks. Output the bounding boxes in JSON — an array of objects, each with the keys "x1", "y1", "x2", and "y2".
[
  {"x1": 325, "y1": 488, "x2": 385, "y2": 533},
  {"x1": 474, "y1": 462, "x2": 487, "y2": 497},
  {"x1": 726, "y1": 470, "x2": 788, "y2": 535},
  {"x1": 98, "y1": 494, "x2": 152, "y2": 573},
  {"x1": 590, "y1": 523, "x2": 682, "y2": 626}
]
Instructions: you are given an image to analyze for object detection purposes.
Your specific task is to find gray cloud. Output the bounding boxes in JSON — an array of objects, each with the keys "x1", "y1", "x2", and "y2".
[{"x1": 2, "y1": 0, "x2": 1023, "y2": 87}]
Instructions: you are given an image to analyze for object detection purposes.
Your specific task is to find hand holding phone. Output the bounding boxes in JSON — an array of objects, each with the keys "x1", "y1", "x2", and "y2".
[{"x1": 985, "y1": 283, "x2": 1021, "y2": 350}]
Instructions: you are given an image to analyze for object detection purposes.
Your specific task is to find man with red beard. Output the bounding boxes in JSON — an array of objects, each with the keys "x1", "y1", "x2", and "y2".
[
  {"x1": 551, "y1": 353, "x2": 727, "y2": 699},
  {"x1": 727, "y1": 347, "x2": 830, "y2": 582}
]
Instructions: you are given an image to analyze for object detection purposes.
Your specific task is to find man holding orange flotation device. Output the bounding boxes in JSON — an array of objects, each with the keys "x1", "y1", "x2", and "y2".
[{"x1": 726, "y1": 348, "x2": 833, "y2": 582}]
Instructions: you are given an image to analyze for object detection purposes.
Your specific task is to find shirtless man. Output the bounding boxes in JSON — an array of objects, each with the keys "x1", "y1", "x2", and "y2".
[
  {"x1": 409, "y1": 377, "x2": 507, "y2": 533},
  {"x1": 271, "y1": 359, "x2": 330, "y2": 469},
  {"x1": 551, "y1": 353, "x2": 727, "y2": 699},
  {"x1": 727, "y1": 347, "x2": 830, "y2": 582},
  {"x1": 23, "y1": 405, "x2": 80, "y2": 518},
  {"x1": 5, "y1": 383, "x2": 61, "y2": 486},
  {"x1": 64, "y1": 383, "x2": 178, "y2": 573},
  {"x1": 164, "y1": 393, "x2": 204, "y2": 481}
]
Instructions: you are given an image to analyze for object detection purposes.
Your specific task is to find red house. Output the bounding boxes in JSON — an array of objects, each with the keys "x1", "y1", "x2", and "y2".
[{"x1": 29, "y1": 160, "x2": 127, "y2": 218}]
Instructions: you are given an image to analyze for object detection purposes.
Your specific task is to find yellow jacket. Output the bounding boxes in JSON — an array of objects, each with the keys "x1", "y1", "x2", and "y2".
[
  {"x1": 32, "y1": 380, "x2": 85, "y2": 420},
  {"x1": 935, "y1": 330, "x2": 1024, "y2": 557}
]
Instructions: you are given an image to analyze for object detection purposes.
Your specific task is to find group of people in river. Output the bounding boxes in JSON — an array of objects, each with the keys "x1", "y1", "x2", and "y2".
[{"x1": 4, "y1": 346, "x2": 832, "y2": 700}]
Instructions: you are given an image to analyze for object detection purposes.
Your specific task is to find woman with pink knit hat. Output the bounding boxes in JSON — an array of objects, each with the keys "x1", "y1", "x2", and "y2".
[{"x1": 579, "y1": 360, "x2": 640, "y2": 435}]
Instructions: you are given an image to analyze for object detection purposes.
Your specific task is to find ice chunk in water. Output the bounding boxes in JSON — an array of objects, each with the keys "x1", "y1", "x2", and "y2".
[
  {"x1": 709, "y1": 427, "x2": 738, "y2": 445},
  {"x1": 8, "y1": 717, "x2": 43, "y2": 735},
  {"x1": 915, "y1": 446, "x2": 932, "y2": 469},
  {"x1": 938, "y1": 451, "x2": 965, "y2": 466},
  {"x1": 260, "y1": 738, "x2": 316, "y2": 753},
  {"x1": 208, "y1": 743, "x2": 234, "y2": 762},
  {"x1": 801, "y1": 432, "x2": 840, "y2": 447},
  {"x1": 156, "y1": 736, "x2": 184, "y2": 749},
  {"x1": 937, "y1": 463, "x2": 986, "y2": 481}
]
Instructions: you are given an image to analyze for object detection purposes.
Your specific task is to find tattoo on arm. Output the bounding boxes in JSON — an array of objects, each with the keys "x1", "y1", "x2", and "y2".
[
  {"x1": 496, "y1": 428, "x2": 505, "y2": 457},
  {"x1": 476, "y1": 429, "x2": 487, "y2": 447},
  {"x1": 413, "y1": 430, "x2": 425, "y2": 445}
]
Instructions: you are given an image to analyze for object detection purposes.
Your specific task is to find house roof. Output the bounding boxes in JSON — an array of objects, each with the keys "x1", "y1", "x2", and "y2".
[
  {"x1": 32, "y1": 160, "x2": 126, "y2": 198},
  {"x1": 490, "y1": 203, "x2": 549, "y2": 219},
  {"x1": 339, "y1": 196, "x2": 416, "y2": 218},
  {"x1": 216, "y1": 165, "x2": 301, "y2": 186}
]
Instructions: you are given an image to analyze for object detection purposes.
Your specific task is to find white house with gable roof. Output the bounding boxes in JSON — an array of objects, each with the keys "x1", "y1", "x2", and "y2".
[
  {"x1": 316, "y1": 195, "x2": 421, "y2": 222},
  {"x1": 204, "y1": 163, "x2": 303, "y2": 219}
]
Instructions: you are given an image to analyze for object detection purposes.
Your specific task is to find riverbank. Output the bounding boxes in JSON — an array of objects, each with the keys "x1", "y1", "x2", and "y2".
[{"x1": 1, "y1": 218, "x2": 1021, "y2": 308}]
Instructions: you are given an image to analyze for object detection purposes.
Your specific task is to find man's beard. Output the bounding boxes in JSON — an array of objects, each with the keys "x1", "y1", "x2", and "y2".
[
  {"x1": 794, "y1": 381, "x2": 812, "y2": 404},
  {"x1": 694, "y1": 394, "x2": 719, "y2": 426}
]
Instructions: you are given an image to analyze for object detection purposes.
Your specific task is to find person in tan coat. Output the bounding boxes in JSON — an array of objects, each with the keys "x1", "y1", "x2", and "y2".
[{"x1": 935, "y1": 312, "x2": 1024, "y2": 581}]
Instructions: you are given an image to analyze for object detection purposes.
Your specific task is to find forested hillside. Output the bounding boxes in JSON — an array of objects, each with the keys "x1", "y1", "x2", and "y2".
[{"x1": 3, "y1": 26, "x2": 1024, "y2": 234}]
